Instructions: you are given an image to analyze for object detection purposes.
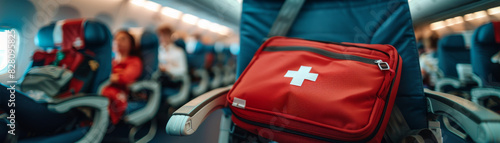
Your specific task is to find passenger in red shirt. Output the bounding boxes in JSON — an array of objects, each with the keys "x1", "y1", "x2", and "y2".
[{"x1": 102, "y1": 30, "x2": 143, "y2": 124}]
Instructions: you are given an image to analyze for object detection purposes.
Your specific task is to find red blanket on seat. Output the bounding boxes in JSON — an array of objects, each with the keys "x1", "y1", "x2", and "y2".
[{"x1": 493, "y1": 21, "x2": 500, "y2": 43}]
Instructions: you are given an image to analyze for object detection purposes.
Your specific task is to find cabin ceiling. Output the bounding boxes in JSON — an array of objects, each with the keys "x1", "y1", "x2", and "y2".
[{"x1": 149, "y1": 0, "x2": 500, "y2": 30}]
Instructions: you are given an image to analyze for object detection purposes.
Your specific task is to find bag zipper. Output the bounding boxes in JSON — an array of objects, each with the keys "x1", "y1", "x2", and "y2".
[
  {"x1": 284, "y1": 37, "x2": 391, "y2": 57},
  {"x1": 264, "y1": 46, "x2": 390, "y2": 70}
]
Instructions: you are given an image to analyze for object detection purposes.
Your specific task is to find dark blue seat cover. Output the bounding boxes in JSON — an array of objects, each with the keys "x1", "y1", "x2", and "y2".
[
  {"x1": 437, "y1": 34, "x2": 470, "y2": 78},
  {"x1": 471, "y1": 22, "x2": 500, "y2": 87},
  {"x1": 126, "y1": 30, "x2": 159, "y2": 113},
  {"x1": 138, "y1": 30, "x2": 159, "y2": 80},
  {"x1": 187, "y1": 42, "x2": 207, "y2": 70},
  {"x1": 239, "y1": 0, "x2": 426, "y2": 129}
]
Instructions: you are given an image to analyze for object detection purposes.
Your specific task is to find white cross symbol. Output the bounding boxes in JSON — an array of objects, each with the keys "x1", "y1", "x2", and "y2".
[{"x1": 284, "y1": 66, "x2": 318, "y2": 86}]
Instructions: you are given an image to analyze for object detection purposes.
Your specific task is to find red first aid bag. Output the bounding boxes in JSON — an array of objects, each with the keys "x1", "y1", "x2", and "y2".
[{"x1": 227, "y1": 36, "x2": 402, "y2": 142}]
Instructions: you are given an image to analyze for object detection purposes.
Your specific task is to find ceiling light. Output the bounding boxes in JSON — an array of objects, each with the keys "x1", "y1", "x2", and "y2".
[
  {"x1": 464, "y1": 13, "x2": 475, "y2": 21},
  {"x1": 474, "y1": 11, "x2": 487, "y2": 19},
  {"x1": 130, "y1": 0, "x2": 145, "y2": 6},
  {"x1": 197, "y1": 19, "x2": 211, "y2": 29},
  {"x1": 161, "y1": 7, "x2": 182, "y2": 19},
  {"x1": 181, "y1": 14, "x2": 199, "y2": 25},
  {"x1": 488, "y1": 6, "x2": 500, "y2": 15},
  {"x1": 453, "y1": 16, "x2": 464, "y2": 24},
  {"x1": 445, "y1": 18, "x2": 456, "y2": 26},
  {"x1": 143, "y1": 1, "x2": 161, "y2": 12},
  {"x1": 209, "y1": 23, "x2": 220, "y2": 32},
  {"x1": 217, "y1": 26, "x2": 230, "y2": 35},
  {"x1": 430, "y1": 21, "x2": 446, "y2": 30}
]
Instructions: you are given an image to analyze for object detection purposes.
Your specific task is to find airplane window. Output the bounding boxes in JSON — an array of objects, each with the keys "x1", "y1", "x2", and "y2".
[{"x1": 0, "y1": 28, "x2": 17, "y2": 74}]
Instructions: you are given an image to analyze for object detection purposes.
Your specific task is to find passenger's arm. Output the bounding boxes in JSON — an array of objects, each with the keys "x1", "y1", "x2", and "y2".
[
  {"x1": 166, "y1": 86, "x2": 231, "y2": 136},
  {"x1": 116, "y1": 58, "x2": 143, "y2": 85},
  {"x1": 425, "y1": 89, "x2": 500, "y2": 143}
]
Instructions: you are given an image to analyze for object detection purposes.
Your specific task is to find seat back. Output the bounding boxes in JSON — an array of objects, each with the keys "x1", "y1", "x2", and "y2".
[
  {"x1": 239, "y1": 0, "x2": 426, "y2": 129},
  {"x1": 471, "y1": 22, "x2": 500, "y2": 87},
  {"x1": 222, "y1": 47, "x2": 235, "y2": 66},
  {"x1": 17, "y1": 19, "x2": 111, "y2": 132},
  {"x1": 129, "y1": 29, "x2": 159, "y2": 80},
  {"x1": 437, "y1": 34, "x2": 470, "y2": 78},
  {"x1": 82, "y1": 20, "x2": 113, "y2": 93},
  {"x1": 33, "y1": 19, "x2": 112, "y2": 94},
  {"x1": 186, "y1": 40, "x2": 207, "y2": 70}
]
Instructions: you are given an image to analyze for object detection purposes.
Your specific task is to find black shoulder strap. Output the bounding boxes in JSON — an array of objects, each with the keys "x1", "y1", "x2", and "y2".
[{"x1": 267, "y1": 0, "x2": 306, "y2": 38}]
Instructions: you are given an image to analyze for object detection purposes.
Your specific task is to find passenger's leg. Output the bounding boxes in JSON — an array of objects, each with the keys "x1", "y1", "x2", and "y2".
[
  {"x1": 101, "y1": 86, "x2": 128, "y2": 124},
  {"x1": 0, "y1": 84, "x2": 73, "y2": 132}
]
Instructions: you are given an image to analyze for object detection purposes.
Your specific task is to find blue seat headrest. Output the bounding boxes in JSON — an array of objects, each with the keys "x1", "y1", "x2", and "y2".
[
  {"x1": 186, "y1": 41, "x2": 206, "y2": 54},
  {"x1": 35, "y1": 20, "x2": 110, "y2": 49},
  {"x1": 84, "y1": 20, "x2": 110, "y2": 48},
  {"x1": 139, "y1": 31, "x2": 159, "y2": 51},
  {"x1": 204, "y1": 45, "x2": 216, "y2": 54},
  {"x1": 474, "y1": 22, "x2": 499, "y2": 46},
  {"x1": 438, "y1": 34, "x2": 470, "y2": 78},
  {"x1": 222, "y1": 47, "x2": 231, "y2": 56},
  {"x1": 140, "y1": 30, "x2": 159, "y2": 79},
  {"x1": 34, "y1": 23, "x2": 56, "y2": 48},
  {"x1": 438, "y1": 34, "x2": 466, "y2": 51},
  {"x1": 174, "y1": 39, "x2": 186, "y2": 50},
  {"x1": 416, "y1": 42, "x2": 424, "y2": 50}
]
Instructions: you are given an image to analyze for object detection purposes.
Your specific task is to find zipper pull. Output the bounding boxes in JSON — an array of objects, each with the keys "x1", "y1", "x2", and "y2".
[{"x1": 375, "y1": 60, "x2": 390, "y2": 70}]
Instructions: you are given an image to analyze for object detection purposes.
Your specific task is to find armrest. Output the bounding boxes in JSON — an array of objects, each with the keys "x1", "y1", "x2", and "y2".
[
  {"x1": 434, "y1": 78, "x2": 461, "y2": 92},
  {"x1": 48, "y1": 95, "x2": 108, "y2": 112},
  {"x1": 97, "y1": 79, "x2": 111, "y2": 95},
  {"x1": 471, "y1": 87, "x2": 500, "y2": 106},
  {"x1": 167, "y1": 74, "x2": 191, "y2": 108},
  {"x1": 192, "y1": 69, "x2": 210, "y2": 96},
  {"x1": 126, "y1": 80, "x2": 161, "y2": 126},
  {"x1": 425, "y1": 89, "x2": 500, "y2": 143},
  {"x1": 222, "y1": 65, "x2": 236, "y2": 85},
  {"x1": 166, "y1": 85, "x2": 232, "y2": 136},
  {"x1": 47, "y1": 95, "x2": 109, "y2": 143},
  {"x1": 472, "y1": 74, "x2": 483, "y2": 87},
  {"x1": 210, "y1": 66, "x2": 223, "y2": 89}
]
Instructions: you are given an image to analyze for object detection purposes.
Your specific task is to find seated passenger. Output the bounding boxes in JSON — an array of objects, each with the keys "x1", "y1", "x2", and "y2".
[
  {"x1": 157, "y1": 25, "x2": 188, "y2": 88},
  {"x1": 101, "y1": 30, "x2": 143, "y2": 124},
  {"x1": 420, "y1": 32, "x2": 439, "y2": 88}
]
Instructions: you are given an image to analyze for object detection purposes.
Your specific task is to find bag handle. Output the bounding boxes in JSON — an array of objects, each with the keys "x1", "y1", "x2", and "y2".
[{"x1": 267, "y1": 0, "x2": 306, "y2": 38}]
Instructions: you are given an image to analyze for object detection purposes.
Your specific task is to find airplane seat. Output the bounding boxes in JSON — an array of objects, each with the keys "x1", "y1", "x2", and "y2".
[
  {"x1": 203, "y1": 45, "x2": 215, "y2": 85},
  {"x1": 416, "y1": 41, "x2": 424, "y2": 52},
  {"x1": 99, "y1": 29, "x2": 161, "y2": 143},
  {"x1": 158, "y1": 38, "x2": 191, "y2": 109},
  {"x1": 186, "y1": 41, "x2": 210, "y2": 97},
  {"x1": 3, "y1": 19, "x2": 112, "y2": 143},
  {"x1": 222, "y1": 47, "x2": 236, "y2": 86},
  {"x1": 435, "y1": 34, "x2": 473, "y2": 94},
  {"x1": 123, "y1": 30, "x2": 161, "y2": 124},
  {"x1": 206, "y1": 44, "x2": 224, "y2": 89},
  {"x1": 470, "y1": 22, "x2": 500, "y2": 112}
]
